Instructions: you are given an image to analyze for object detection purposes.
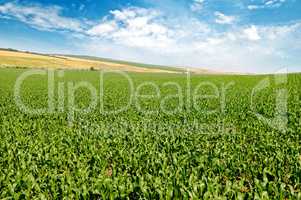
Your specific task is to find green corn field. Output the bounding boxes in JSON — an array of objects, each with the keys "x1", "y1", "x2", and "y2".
[{"x1": 0, "y1": 68, "x2": 300, "y2": 199}]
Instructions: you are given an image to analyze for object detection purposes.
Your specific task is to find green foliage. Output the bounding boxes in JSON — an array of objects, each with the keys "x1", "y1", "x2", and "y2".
[{"x1": 0, "y1": 68, "x2": 300, "y2": 199}]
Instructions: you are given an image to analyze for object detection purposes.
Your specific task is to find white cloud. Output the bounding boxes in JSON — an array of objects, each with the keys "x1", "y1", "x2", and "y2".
[
  {"x1": 190, "y1": 0, "x2": 205, "y2": 12},
  {"x1": 86, "y1": 7, "x2": 174, "y2": 49},
  {"x1": 0, "y1": 2, "x2": 85, "y2": 32},
  {"x1": 81, "y1": 7, "x2": 300, "y2": 73},
  {"x1": 248, "y1": 0, "x2": 287, "y2": 10},
  {"x1": 243, "y1": 25, "x2": 261, "y2": 41},
  {"x1": 247, "y1": 5, "x2": 260, "y2": 10},
  {"x1": 214, "y1": 12, "x2": 236, "y2": 25},
  {"x1": 86, "y1": 21, "x2": 117, "y2": 36},
  {"x1": 0, "y1": 2, "x2": 300, "y2": 73}
]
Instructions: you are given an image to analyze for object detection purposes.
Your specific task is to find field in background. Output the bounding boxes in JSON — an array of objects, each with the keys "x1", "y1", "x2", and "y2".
[
  {"x1": 0, "y1": 68, "x2": 300, "y2": 199},
  {"x1": 63, "y1": 54, "x2": 187, "y2": 73},
  {"x1": 0, "y1": 49, "x2": 178, "y2": 73},
  {"x1": 0, "y1": 49, "x2": 225, "y2": 74}
]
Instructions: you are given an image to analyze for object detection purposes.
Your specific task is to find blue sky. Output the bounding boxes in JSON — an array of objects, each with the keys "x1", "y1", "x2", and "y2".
[{"x1": 0, "y1": 0, "x2": 300, "y2": 73}]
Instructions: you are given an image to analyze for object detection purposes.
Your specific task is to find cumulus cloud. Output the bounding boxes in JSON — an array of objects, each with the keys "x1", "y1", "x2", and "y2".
[
  {"x1": 214, "y1": 12, "x2": 237, "y2": 25},
  {"x1": 0, "y1": 2, "x2": 85, "y2": 32},
  {"x1": 81, "y1": 7, "x2": 300, "y2": 72},
  {"x1": 243, "y1": 25, "x2": 261, "y2": 41},
  {"x1": 86, "y1": 7, "x2": 175, "y2": 49},
  {"x1": 86, "y1": 21, "x2": 117, "y2": 36},
  {"x1": 0, "y1": 1, "x2": 300, "y2": 73}
]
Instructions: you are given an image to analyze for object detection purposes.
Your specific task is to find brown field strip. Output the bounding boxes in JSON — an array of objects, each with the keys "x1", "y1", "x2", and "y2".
[{"x1": 0, "y1": 50, "x2": 176, "y2": 73}]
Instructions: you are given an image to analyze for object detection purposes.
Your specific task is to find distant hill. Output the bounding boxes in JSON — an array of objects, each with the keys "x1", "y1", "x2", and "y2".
[
  {"x1": 0, "y1": 48, "x2": 223, "y2": 74},
  {"x1": 0, "y1": 49, "x2": 178, "y2": 73},
  {"x1": 59, "y1": 54, "x2": 186, "y2": 73},
  {"x1": 0, "y1": 48, "x2": 20, "y2": 52},
  {"x1": 54, "y1": 55, "x2": 227, "y2": 74}
]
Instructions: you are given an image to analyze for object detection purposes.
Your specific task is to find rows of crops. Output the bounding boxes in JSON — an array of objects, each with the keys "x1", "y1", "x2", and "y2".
[{"x1": 0, "y1": 68, "x2": 300, "y2": 199}]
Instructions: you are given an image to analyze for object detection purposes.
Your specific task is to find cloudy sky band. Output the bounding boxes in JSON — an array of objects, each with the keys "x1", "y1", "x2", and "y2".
[{"x1": 0, "y1": 0, "x2": 300, "y2": 73}]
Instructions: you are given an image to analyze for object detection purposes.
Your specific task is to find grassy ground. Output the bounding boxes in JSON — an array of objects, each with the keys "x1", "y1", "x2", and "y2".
[{"x1": 0, "y1": 68, "x2": 300, "y2": 199}]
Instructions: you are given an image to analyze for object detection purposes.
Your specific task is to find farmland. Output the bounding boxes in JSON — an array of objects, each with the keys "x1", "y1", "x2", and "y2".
[
  {"x1": 0, "y1": 49, "x2": 224, "y2": 74},
  {"x1": 0, "y1": 50, "x2": 178, "y2": 73},
  {"x1": 0, "y1": 68, "x2": 301, "y2": 199}
]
